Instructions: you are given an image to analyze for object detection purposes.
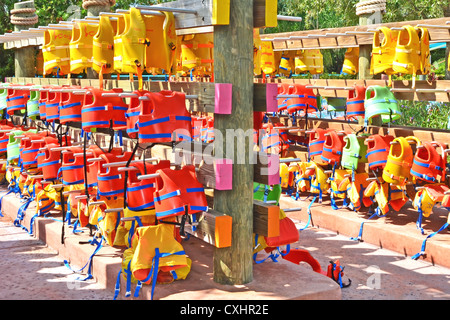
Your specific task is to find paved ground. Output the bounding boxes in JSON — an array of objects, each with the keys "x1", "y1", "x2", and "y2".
[{"x1": 1, "y1": 210, "x2": 449, "y2": 301}]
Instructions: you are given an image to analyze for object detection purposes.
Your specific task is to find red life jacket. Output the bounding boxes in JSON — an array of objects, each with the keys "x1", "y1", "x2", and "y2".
[
  {"x1": 201, "y1": 116, "x2": 214, "y2": 143},
  {"x1": 191, "y1": 116, "x2": 206, "y2": 141},
  {"x1": 20, "y1": 132, "x2": 57, "y2": 168},
  {"x1": 37, "y1": 136, "x2": 71, "y2": 181},
  {"x1": 261, "y1": 123, "x2": 289, "y2": 153},
  {"x1": 308, "y1": 128, "x2": 329, "y2": 163},
  {"x1": 277, "y1": 83, "x2": 292, "y2": 112},
  {"x1": 59, "y1": 87, "x2": 84, "y2": 124},
  {"x1": 153, "y1": 165, "x2": 208, "y2": 220},
  {"x1": 97, "y1": 151, "x2": 134, "y2": 198},
  {"x1": 286, "y1": 84, "x2": 318, "y2": 114},
  {"x1": 45, "y1": 87, "x2": 63, "y2": 122},
  {"x1": 38, "y1": 87, "x2": 50, "y2": 121},
  {"x1": 85, "y1": 145, "x2": 123, "y2": 188},
  {"x1": 125, "y1": 90, "x2": 148, "y2": 139},
  {"x1": 366, "y1": 134, "x2": 394, "y2": 170},
  {"x1": 59, "y1": 146, "x2": 90, "y2": 185},
  {"x1": 138, "y1": 90, "x2": 192, "y2": 144},
  {"x1": 7, "y1": 86, "x2": 30, "y2": 115},
  {"x1": 321, "y1": 130, "x2": 345, "y2": 165},
  {"x1": 126, "y1": 160, "x2": 171, "y2": 211},
  {"x1": 411, "y1": 141, "x2": 446, "y2": 183},
  {"x1": 82, "y1": 87, "x2": 128, "y2": 132},
  {"x1": 346, "y1": 85, "x2": 366, "y2": 120},
  {"x1": 0, "y1": 124, "x2": 14, "y2": 153}
]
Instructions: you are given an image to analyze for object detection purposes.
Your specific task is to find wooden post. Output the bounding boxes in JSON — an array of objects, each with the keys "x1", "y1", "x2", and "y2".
[
  {"x1": 11, "y1": 1, "x2": 38, "y2": 78},
  {"x1": 357, "y1": 6, "x2": 382, "y2": 80},
  {"x1": 213, "y1": 0, "x2": 254, "y2": 285}
]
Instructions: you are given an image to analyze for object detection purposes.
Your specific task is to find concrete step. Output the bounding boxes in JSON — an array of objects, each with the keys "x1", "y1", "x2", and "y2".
[
  {"x1": 280, "y1": 193, "x2": 450, "y2": 269},
  {"x1": 0, "y1": 188, "x2": 342, "y2": 300}
]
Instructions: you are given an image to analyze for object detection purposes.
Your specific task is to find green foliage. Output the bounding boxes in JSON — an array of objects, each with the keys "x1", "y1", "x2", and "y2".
[{"x1": 394, "y1": 100, "x2": 450, "y2": 130}]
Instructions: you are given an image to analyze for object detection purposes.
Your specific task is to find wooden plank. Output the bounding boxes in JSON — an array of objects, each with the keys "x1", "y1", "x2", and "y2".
[
  {"x1": 151, "y1": 0, "x2": 215, "y2": 29},
  {"x1": 184, "y1": 209, "x2": 232, "y2": 248},
  {"x1": 253, "y1": 199, "x2": 280, "y2": 238}
]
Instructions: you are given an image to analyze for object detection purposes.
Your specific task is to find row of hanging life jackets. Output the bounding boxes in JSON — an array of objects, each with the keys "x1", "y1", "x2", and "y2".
[
  {"x1": 253, "y1": 30, "x2": 323, "y2": 76},
  {"x1": 370, "y1": 25, "x2": 431, "y2": 78},
  {"x1": 0, "y1": 83, "x2": 194, "y2": 144},
  {"x1": 41, "y1": 8, "x2": 214, "y2": 77},
  {"x1": 3, "y1": 125, "x2": 208, "y2": 221},
  {"x1": 275, "y1": 83, "x2": 401, "y2": 124},
  {"x1": 307, "y1": 127, "x2": 447, "y2": 187}
]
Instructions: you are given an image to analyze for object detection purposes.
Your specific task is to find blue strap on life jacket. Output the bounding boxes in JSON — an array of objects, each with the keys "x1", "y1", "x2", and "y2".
[{"x1": 411, "y1": 222, "x2": 450, "y2": 260}]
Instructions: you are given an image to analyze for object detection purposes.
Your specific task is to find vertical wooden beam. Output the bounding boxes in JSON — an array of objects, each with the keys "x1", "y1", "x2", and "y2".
[
  {"x1": 12, "y1": 1, "x2": 37, "y2": 78},
  {"x1": 213, "y1": 0, "x2": 254, "y2": 285},
  {"x1": 358, "y1": 5, "x2": 382, "y2": 80}
]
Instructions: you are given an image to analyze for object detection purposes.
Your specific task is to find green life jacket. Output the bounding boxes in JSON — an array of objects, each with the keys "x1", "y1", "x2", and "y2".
[
  {"x1": 364, "y1": 85, "x2": 401, "y2": 126},
  {"x1": 341, "y1": 134, "x2": 368, "y2": 170},
  {"x1": 27, "y1": 86, "x2": 41, "y2": 120}
]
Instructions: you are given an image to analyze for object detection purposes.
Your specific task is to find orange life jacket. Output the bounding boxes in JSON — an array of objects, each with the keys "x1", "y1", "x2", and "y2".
[
  {"x1": 346, "y1": 85, "x2": 366, "y2": 120},
  {"x1": 365, "y1": 134, "x2": 394, "y2": 170},
  {"x1": 411, "y1": 141, "x2": 446, "y2": 183},
  {"x1": 308, "y1": 128, "x2": 329, "y2": 164},
  {"x1": 59, "y1": 87, "x2": 84, "y2": 124},
  {"x1": 6, "y1": 86, "x2": 30, "y2": 115},
  {"x1": 97, "y1": 151, "x2": 134, "y2": 198},
  {"x1": 286, "y1": 84, "x2": 318, "y2": 114},
  {"x1": 321, "y1": 130, "x2": 345, "y2": 165}
]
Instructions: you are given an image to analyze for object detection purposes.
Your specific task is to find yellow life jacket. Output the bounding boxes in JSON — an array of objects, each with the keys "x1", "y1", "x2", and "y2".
[
  {"x1": 342, "y1": 47, "x2": 359, "y2": 75},
  {"x1": 304, "y1": 49, "x2": 324, "y2": 74},
  {"x1": 278, "y1": 51, "x2": 295, "y2": 76},
  {"x1": 70, "y1": 21, "x2": 99, "y2": 74},
  {"x1": 179, "y1": 33, "x2": 214, "y2": 76},
  {"x1": 294, "y1": 50, "x2": 308, "y2": 74},
  {"x1": 413, "y1": 184, "x2": 449, "y2": 218},
  {"x1": 330, "y1": 169, "x2": 351, "y2": 200},
  {"x1": 348, "y1": 172, "x2": 370, "y2": 211},
  {"x1": 260, "y1": 40, "x2": 276, "y2": 75},
  {"x1": 370, "y1": 27, "x2": 399, "y2": 75},
  {"x1": 253, "y1": 29, "x2": 262, "y2": 76},
  {"x1": 113, "y1": 12, "x2": 130, "y2": 74},
  {"x1": 42, "y1": 28, "x2": 72, "y2": 75},
  {"x1": 415, "y1": 26, "x2": 431, "y2": 75},
  {"x1": 92, "y1": 15, "x2": 116, "y2": 74},
  {"x1": 143, "y1": 11, "x2": 177, "y2": 73},
  {"x1": 294, "y1": 161, "x2": 315, "y2": 193},
  {"x1": 121, "y1": 7, "x2": 147, "y2": 74},
  {"x1": 382, "y1": 136, "x2": 420, "y2": 186},
  {"x1": 392, "y1": 25, "x2": 421, "y2": 76},
  {"x1": 310, "y1": 162, "x2": 330, "y2": 201},
  {"x1": 364, "y1": 181, "x2": 407, "y2": 215},
  {"x1": 279, "y1": 163, "x2": 291, "y2": 189}
]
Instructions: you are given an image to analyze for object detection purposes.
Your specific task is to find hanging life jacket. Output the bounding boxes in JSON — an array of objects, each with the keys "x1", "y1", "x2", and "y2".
[
  {"x1": 286, "y1": 84, "x2": 318, "y2": 115},
  {"x1": 44, "y1": 87, "x2": 62, "y2": 122},
  {"x1": 143, "y1": 11, "x2": 176, "y2": 73},
  {"x1": 260, "y1": 40, "x2": 276, "y2": 75},
  {"x1": 138, "y1": 90, "x2": 192, "y2": 144},
  {"x1": 342, "y1": 47, "x2": 359, "y2": 75},
  {"x1": 392, "y1": 25, "x2": 421, "y2": 78},
  {"x1": 26, "y1": 86, "x2": 41, "y2": 120},
  {"x1": 126, "y1": 160, "x2": 172, "y2": 211},
  {"x1": 153, "y1": 165, "x2": 208, "y2": 220},
  {"x1": 70, "y1": 21, "x2": 99, "y2": 74},
  {"x1": 278, "y1": 51, "x2": 295, "y2": 76},
  {"x1": 21, "y1": 134, "x2": 57, "y2": 168},
  {"x1": 92, "y1": 15, "x2": 116, "y2": 75},
  {"x1": 382, "y1": 136, "x2": 421, "y2": 186},
  {"x1": 113, "y1": 12, "x2": 130, "y2": 74},
  {"x1": 42, "y1": 28, "x2": 72, "y2": 75},
  {"x1": 410, "y1": 141, "x2": 446, "y2": 183},
  {"x1": 277, "y1": 83, "x2": 292, "y2": 112},
  {"x1": 308, "y1": 128, "x2": 329, "y2": 164},
  {"x1": 97, "y1": 151, "x2": 134, "y2": 198},
  {"x1": 415, "y1": 26, "x2": 431, "y2": 75},
  {"x1": 365, "y1": 134, "x2": 395, "y2": 170},
  {"x1": 59, "y1": 146, "x2": 91, "y2": 185},
  {"x1": 345, "y1": 85, "x2": 366, "y2": 120},
  {"x1": 364, "y1": 85, "x2": 401, "y2": 126},
  {"x1": 82, "y1": 87, "x2": 128, "y2": 132},
  {"x1": 179, "y1": 33, "x2": 214, "y2": 76},
  {"x1": 125, "y1": 90, "x2": 148, "y2": 139},
  {"x1": 370, "y1": 27, "x2": 399, "y2": 75},
  {"x1": 37, "y1": 141, "x2": 64, "y2": 181},
  {"x1": 341, "y1": 134, "x2": 368, "y2": 171},
  {"x1": 59, "y1": 87, "x2": 84, "y2": 124},
  {"x1": 321, "y1": 130, "x2": 345, "y2": 165},
  {"x1": 120, "y1": 7, "x2": 147, "y2": 74},
  {"x1": 6, "y1": 86, "x2": 30, "y2": 115}
]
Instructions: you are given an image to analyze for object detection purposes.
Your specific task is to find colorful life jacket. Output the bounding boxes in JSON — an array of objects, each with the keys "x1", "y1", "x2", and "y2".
[
  {"x1": 82, "y1": 87, "x2": 128, "y2": 132},
  {"x1": 365, "y1": 134, "x2": 394, "y2": 170},
  {"x1": 38, "y1": 87, "x2": 50, "y2": 121},
  {"x1": 370, "y1": 27, "x2": 399, "y2": 75},
  {"x1": 153, "y1": 165, "x2": 208, "y2": 220},
  {"x1": 392, "y1": 25, "x2": 421, "y2": 77},
  {"x1": 201, "y1": 116, "x2": 214, "y2": 143},
  {"x1": 364, "y1": 181, "x2": 407, "y2": 215},
  {"x1": 0, "y1": 125, "x2": 13, "y2": 154},
  {"x1": 278, "y1": 51, "x2": 295, "y2": 76},
  {"x1": 20, "y1": 133, "x2": 57, "y2": 168},
  {"x1": 6, "y1": 86, "x2": 30, "y2": 115},
  {"x1": 261, "y1": 123, "x2": 289, "y2": 154},
  {"x1": 364, "y1": 85, "x2": 401, "y2": 125},
  {"x1": 329, "y1": 169, "x2": 351, "y2": 208},
  {"x1": 291, "y1": 161, "x2": 314, "y2": 195},
  {"x1": 178, "y1": 33, "x2": 214, "y2": 76},
  {"x1": 346, "y1": 85, "x2": 366, "y2": 120},
  {"x1": 191, "y1": 116, "x2": 206, "y2": 141},
  {"x1": 143, "y1": 11, "x2": 176, "y2": 72},
  {"x1": 303, "y1": 49, "x2": 324, "y2": 74},
  {"x1": 26, "y1": 86, "x2": 41, "y2": 120},
  {"x1": 415, "y1": 26, "x2": 431, "y2": 75},
  {"x1": 7, "y1": 130, "x2": 26, "y2": 162},
  {"x1": 342, "y1": 47, "x2": 359, "y2": 75},
  {"x1": 37, "y1": 140, "x2": 66, "y2": 181},
  {"x1": 92, "y1": 15, "x2": 116, "y2": 75},
  {"x1": 382, "y1": 136, "x2": 421, "y2": 186},
  {"x1": 410, "y1": 141, "x2": 446, "y2": 183},
  {"x1": 413, "y1": 184, "x2": 449, "y2": 218},
  {"x1": 59, "y1": 146, "x2": 91, "y2": 185},
  {"x1": 260, "y1": 40, "x2": 276, "y2": 75},
  {"x1": 97, "y1": 151, "x2": 134, "y2": 198},
  {"x1": 277, "y1": 83, "x2": 292, "y2": 112},
  {"x1": 310, "y1": 162, "x2": 330, "y2": 201},
  {"x1": 0, "y1": 84, "x2": 9, "y2": 111},
  {"x1": 253, "y1": 29, "x2": 262, "y2": 76},
  {"x1": 279, "y1": 163, "x2": 294, "y2": 190},
  {"x1": 70, "y1": 21, "x2": 99, "y2": 74},
  {"x1": 308, "y1": 128, "x2": 329, "y2": 164},
  {"x1": 253, "y1": 182, "x2": 282, "y2": 204},
  {"x1": 341, "y1": 134, "x2": 368, "y2": 171},
  {"x1": 121, "y1": 7, "x2": 147, "y2": 74},
  {"x1": 294, "y1": 50, "x2": 308, "y2": 74},
  {"x1": 321, "y1": 130, "x2": 345, "y2": 165},
  {"x1": 45, "y1": 87, "x2": 62, "y2": 122},
  {"x1": 286, "y1": 84, "x2": 318, "y2": 114},
  {"x1": 113, "y1": 12, "x2": 130, "y2": 73},
  {"x1": 125, "y1": 90, "x2": 148, "y2": 139},
  {"x1": 59, "y1": 87, "x2": 84, "y2": 124},
  {"x1": 126, "y1": 160, "x2": 171, "y2": 211},
  {"x1": 138, "y1": 90, "x2": 192, "y2": 144},
  {"x1": 347, "y1": 172, "x2": 370, "y2": 211},
  {"x1": 42, "y1": 28, "x2": 72, "y2": 75}
]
